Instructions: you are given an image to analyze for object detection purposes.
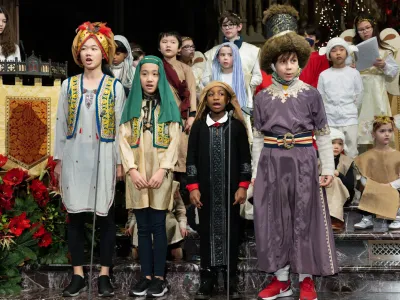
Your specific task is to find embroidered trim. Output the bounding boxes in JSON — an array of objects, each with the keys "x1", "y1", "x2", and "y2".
[
  {"x1": 128, "y1": 118, "x2": 141, "y2": 148},
  {"x1": 153, "y1": 107, "x2": 171, "y2": 149},
  {"x1": 265, "y1": 80, "x2": 310, "y2": 103},
  {"x1": 314, "y1": 124, "x2": 331, "y2": 136},
  {"x1": 66, "y1": 75, "x2": 83, "y2": 139},
  {"x1": 319, "y1": 187, "x2": 336, "y2": 275},
  {"x1": 96, "y1": 76, "x2": 116, "y2": 142}
]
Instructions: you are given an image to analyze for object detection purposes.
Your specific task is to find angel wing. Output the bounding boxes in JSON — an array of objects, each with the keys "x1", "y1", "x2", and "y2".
[{"x1": 380, "y1": 28, "x2": 400, "y2": 95}]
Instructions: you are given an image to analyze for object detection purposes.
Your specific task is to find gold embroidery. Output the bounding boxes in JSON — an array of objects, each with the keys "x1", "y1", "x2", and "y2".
[
  {"x1": 315, "y1": 124, "x2": 331, "y2": 136},
  {"x1": 128, "y1": 118, "x2": 141, "y2": 148},
  {"x1": 154, "y1": 122, "x2": 171, "y2": 149},
  {"x1": 98, "y1": 76, "x2": 116, "y2": 141},
  {"x1": 265, "y1": 80, "x2": 310, "y2": 103},
  {"x1": 66, "y1": 75, "x2": 81, "y2": 138}
]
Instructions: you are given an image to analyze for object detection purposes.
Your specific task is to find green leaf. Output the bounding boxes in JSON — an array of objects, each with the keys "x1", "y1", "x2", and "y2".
[
  {"x1": 16, "y1": 246, "x2": 37, "y2": 260},
  {"x1": 5, "y1": 267, "x2": 19, "y2": 278},
  {"x1": 3, "y1": 252, "x2": 24, "y2": 267}
]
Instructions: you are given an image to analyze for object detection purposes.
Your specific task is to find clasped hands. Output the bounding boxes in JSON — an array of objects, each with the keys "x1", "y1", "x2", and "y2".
[{"x1": 129, "y1": 168, "x2": 166, "y2": 190}]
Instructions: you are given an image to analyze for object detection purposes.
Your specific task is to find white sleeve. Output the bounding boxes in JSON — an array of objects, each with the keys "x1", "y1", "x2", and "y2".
[
  {"x1": 390, "y1": 178, "x2": 400, "y2": 190},
  {"x1": 114, "y1": 81, "x2": 126, "y2": 165},
  {"x1": 54, "y1": 80, "x2": 68, "y2": 160},
  {"x1": 317, "y1": 74, "x2": 326, "y2": 103},
  {"x1": 383, "y1": 53, "x2": 399, "y2": 80},
  {"x1": 251, "y1": 130, "x2": 263, "y2": 178},
  {"x1": 316, "y1": 134, "x2": 335, "y2": 176},
  {"x1": 202, "y1": 59, "x2": 212, "y2": 87},
  {"x1": 354, "y1": 71, "x2": 364, "y2": 110},
  {"x1": 249, "y1": 51, "x2": 262, "y2": 88}
]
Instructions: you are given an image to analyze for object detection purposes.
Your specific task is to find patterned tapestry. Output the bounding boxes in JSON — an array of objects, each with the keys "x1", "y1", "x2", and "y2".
[{"x1": 6, "y1": 97, "x2": 50, "y2": 169}]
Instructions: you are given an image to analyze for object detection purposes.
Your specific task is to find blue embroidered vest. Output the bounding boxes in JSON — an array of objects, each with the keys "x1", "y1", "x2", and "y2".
[{"x1": 66, "y1": 74, "x2": 118, "y2": 142}]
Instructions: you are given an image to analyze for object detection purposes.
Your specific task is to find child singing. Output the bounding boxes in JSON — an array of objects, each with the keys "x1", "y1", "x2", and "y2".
[
  {"x1": 119, "y1": 55, "x2": 182, "y2": 298},
  {"x1": 186, "y1": 81, "x2": 251, "y2": 299}
]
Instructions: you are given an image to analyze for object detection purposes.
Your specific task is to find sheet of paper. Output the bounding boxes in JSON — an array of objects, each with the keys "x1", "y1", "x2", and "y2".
[{"x1": 355, "y1": 37, "x2": 380, "y2": 71}]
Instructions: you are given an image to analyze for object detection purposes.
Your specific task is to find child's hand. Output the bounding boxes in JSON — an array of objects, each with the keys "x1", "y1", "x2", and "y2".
[
  {"x1": 233, "y1": 187, "x2": 247, "y2": 205},
  {"x1": 125, "y1": 227, "x2": 133, "y2": 236},
  {"x1": 129, "y1": 168, "x2": 148, "y2": 190},
  {"x1": 148, "y1": 169, "x2": 166, "y2": 189},
  {"x1": 334, "y1": 170, "x2": 339, "y2": 177},
  {"x1": 319, "y1": 175, "x2": 333, "y2": 187},
  {"x1": 117, "y1": 164, "x2": 124, "y2": 181},
  {"x1": 185, "y1": 116, "x2": 195, "y2": 133},
  {"x1": 251, "y1": 178, "x2": 255, "y2": 186},
  {"x1": 373, "y1": 58, "x2": 386, "y2": 69},
  {"x1": 180, "y1": 227, "x2": 188, "y2": 237},
  {"x1": 190, "y1": 190, "x2": 202, "y2": 208}
]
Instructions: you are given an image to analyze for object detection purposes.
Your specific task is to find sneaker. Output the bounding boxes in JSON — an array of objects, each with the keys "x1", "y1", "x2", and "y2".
[
  {"x1": 354, "y1": 215, "x2": 373, "y2": 230},
  {"x1": 299, "y1": 277, "x2": 317, "y2": 300},
  {"x1": 258, "y1": 276, "x2": 292, "y2": 300},
  {"x1": 146, "y1": 278, "x2": 168, "y2": 298},
  {"x1": 129, "y1": 277, "x2": 152, "y2": 297},
  {"x1": 389, "y1": 219, "x2": 400, "y2": 230},
  {"x1": 62, "y1": 274, "x2": 87, "y2": 297},
  {"x1": 98, "y1": 275, "x2": 114, "y2": 297}
]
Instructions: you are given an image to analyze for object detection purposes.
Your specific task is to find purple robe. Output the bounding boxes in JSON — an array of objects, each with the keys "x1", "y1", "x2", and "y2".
[{"x1": 253, "y1": 80, "x2": 338, "y2": 276}]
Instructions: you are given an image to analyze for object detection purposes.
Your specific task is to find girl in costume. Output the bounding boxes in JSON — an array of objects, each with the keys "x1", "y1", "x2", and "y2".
[
  {"x1": 54, "y1": 21, "x2": 125, "y2": 297},
  {"x1": 354, "y1": 115, "x2": 400, "y2": 230},
  {"x1": 353, "y1": 13, "x2": 399, "y2": 146},
  {"x1": 110, "y1": 35, "x2": 134, "y2": 95},
  {"x1": 0, "y1": 6, "x2": 20, "y2": 61},
  {"x1": 119, "y1": 56, "x2": 182, "y2": 298},
  {"x1": 253, "y1": 5, "x2": 338, "y2": 300},
  {"x1": 325, "y1": 128, "x2": 356, "y2": 231},
  {"x1": 186, "y1": 81, "x2": 251, "y2": 299}
]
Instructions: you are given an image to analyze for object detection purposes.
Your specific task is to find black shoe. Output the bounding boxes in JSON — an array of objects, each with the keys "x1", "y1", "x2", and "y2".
[
  {"x1": 62, "y1": 274, "x2": 87, "y2": 297},
  {"x1": 98, "y1": 275, "x2": 114, "y2": 297},
  {"x1": 129, "y1": 277, "x2": 152, "y2": 297},
  {"x1": 146, "y1": 278, "x2": 169, "y2": 298},
  {"x1": 195, "y1": 270, "x2": 217, "y2": 300}
]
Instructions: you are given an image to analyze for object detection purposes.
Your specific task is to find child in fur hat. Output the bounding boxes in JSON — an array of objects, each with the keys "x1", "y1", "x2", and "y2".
[
  {"x1": 252, "y1": 5, "x2": 338, "y2": 300},
  {"x1": 318, "y1": 37, "x2": 363, "y2": 158}
]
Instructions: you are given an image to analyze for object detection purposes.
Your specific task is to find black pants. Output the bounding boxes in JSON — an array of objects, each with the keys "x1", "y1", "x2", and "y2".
[
  {"x1": 134, "y1": 208, "x2": 167, "y2": 277},
  {"x1": 68, "y1": 205, "x2": 116, "y2": 267}
]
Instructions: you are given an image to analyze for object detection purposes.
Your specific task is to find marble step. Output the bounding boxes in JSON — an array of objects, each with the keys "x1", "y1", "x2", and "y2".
[
  {"x1": 21, "y1": 259, "x2": 400, "y2": 295},
  {"x1": 10, "y1": 290, "x2": 400, "y2": 300}
]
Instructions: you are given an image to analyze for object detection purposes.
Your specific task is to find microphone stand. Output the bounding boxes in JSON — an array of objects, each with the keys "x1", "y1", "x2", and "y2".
[
  {"x1": 88, "y1": 110, "x2": 105, "y2": 299},
  {"x1": 227, "y1": 109, "x2": 233, "y2": 299}
]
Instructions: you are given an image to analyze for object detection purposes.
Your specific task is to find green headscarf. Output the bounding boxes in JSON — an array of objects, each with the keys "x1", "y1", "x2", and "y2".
[{"x1": 120, "y1": 55, "x2": 182, "y2": 125}]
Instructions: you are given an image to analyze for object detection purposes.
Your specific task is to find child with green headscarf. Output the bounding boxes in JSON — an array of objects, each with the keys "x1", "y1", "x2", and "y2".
[{"x1": 119, "y1": 55, "x2": 182, "y2": 298}]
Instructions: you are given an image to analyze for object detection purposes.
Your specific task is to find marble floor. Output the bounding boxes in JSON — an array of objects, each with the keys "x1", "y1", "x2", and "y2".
[{"x1": 3, "y1": 291, "x2": 400, "y2": 300}]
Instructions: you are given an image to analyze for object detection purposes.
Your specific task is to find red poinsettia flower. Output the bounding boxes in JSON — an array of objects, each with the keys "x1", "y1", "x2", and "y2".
[
  {"x1": 32, "y1": 222, "x2": 46, "y2": 239},
  {"x1": 2, "y1": 168, "x2": 28, "y2": 186},
  {"x1": 38, "y1": 232, "x2": 52, "y2": 247},
  {"x1": 46, "y1": 156, "x2": 57, "y2": 170},
  {"x1": 46, "y1": 156, "x2": 59, "y2": 189},
  {"x1": 0, "y1": 183, "x2": 14, "y2": 211},
  {"x1": 30, "y1": 179, "x2": 49, "y2": 207},
  {"x1": 0, "y1": 154, "x2": 7, "y2": 168},
  {"x1": 8, "y1": 212, "x2": 31, "y2": 236}
]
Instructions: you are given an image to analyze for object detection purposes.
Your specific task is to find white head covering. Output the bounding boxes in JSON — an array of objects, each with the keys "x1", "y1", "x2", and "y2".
[
  {"x1": 113, "y1": 35, "x2": 134, "y2": 88},
  {"x1": 319, "y1": 37, "x2": 359, "y2": 61},
  {"x1": 330, "y1": 127, "x2": 348, "y2": 154}
]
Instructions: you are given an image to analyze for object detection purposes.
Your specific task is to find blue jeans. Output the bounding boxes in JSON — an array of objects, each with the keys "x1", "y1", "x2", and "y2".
[{"x1": 134, "y1": 208, "x2": 167, "y2": 277}]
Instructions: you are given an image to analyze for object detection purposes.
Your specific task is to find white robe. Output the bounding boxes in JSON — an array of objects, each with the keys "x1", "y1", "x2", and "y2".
[
  {"x1": 54, "y1": 75, "x2": 126, "y2": 216},
  {"x1": 358, "y1": 49, "x2": 399, "y2": 144},
  {"x1": 0, "y1": 44, "x2": 21, "y2": 61}
]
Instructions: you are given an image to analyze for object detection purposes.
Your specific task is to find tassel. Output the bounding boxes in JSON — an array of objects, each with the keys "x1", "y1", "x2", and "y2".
[
  {"x1": 96, "y1": 133, "x2": 99, "y2": 140},
  {"x1": 98, "y1": 23, "x2": 112, "y2": 38}
]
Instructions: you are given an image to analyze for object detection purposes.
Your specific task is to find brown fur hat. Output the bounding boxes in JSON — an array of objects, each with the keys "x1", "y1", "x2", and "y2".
[{"x1": 260, "y1": 32, "x2": 311, "y2": 74}]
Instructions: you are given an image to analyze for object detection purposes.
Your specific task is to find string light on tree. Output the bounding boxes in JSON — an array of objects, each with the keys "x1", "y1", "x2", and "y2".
[{"x1": 316, "y1": 0, "x2": 340, "y2": 40}]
